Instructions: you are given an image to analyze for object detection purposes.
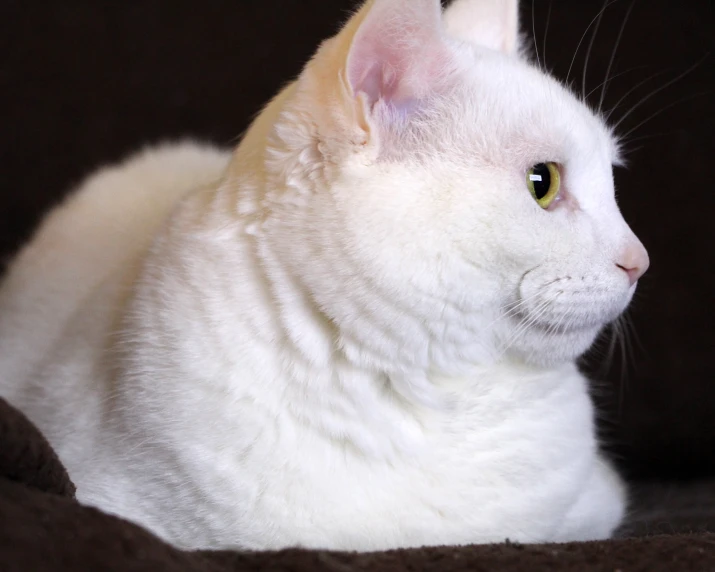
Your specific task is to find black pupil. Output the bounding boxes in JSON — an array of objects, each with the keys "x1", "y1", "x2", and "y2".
[{"x1": 531, "y1": 163, "x2": 551, "y2": 199}]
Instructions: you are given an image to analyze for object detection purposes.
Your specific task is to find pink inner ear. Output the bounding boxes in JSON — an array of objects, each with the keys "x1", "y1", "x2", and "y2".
[{"x1": 346, "y1": 0, "x2": 450, "y2": 114}]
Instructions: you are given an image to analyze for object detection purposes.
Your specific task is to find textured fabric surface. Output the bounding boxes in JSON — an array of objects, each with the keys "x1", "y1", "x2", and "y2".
[
  {"x1": 0, "y1": 398, "x2": 76, "y2": 499},
  {"x1": 0, "y1": 0, "x2": 714, "y2": 569}
]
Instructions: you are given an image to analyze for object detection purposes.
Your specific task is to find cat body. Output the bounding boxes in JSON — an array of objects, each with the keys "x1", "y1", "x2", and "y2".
[{"x1": 0, "y1": 0, "x2": 647, "y2": 550}]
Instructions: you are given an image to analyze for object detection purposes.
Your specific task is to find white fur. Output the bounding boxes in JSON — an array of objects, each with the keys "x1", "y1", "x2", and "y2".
[
  {"x1": 0, "y1": 0, "x2": 648, "y2": 551},
  {"x1": 444, "y1": 0, "x2": 521, "y2": 54}
]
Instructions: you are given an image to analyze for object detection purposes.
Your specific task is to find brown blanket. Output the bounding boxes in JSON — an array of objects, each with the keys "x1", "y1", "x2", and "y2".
[{"x1": 0, "y1": 396, "x2": 713, "y2": 572}]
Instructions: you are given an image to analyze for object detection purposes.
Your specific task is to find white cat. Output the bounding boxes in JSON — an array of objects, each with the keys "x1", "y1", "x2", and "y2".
[{"x1": 0, "y1": 0, "x2": 648, "y2": 551}]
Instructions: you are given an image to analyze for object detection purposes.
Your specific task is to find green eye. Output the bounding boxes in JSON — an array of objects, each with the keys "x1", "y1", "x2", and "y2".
[{"x1": 526, "y1": 162, "x2": 561, "y2": 208}]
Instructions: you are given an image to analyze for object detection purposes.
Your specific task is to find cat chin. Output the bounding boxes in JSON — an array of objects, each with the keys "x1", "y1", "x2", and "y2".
[{"x1": 506, "y1": 324, "x2": 604, "y2": 367}]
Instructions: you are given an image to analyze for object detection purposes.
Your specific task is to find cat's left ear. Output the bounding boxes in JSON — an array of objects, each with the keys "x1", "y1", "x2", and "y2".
[
  {"x1": 314, "y1": 0, "x2": 455, "y2": 147},
  {"x1": 442, "y1": 0, "x2": 521, "y2": 55},
  {"x1": 345, "y1": 0, "x2": 452, "y2": 113}
]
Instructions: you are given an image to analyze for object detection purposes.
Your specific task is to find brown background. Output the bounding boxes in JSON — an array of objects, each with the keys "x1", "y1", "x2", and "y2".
[{"x1": 0, "y1": 0, "x2": 713, "y2": 482}]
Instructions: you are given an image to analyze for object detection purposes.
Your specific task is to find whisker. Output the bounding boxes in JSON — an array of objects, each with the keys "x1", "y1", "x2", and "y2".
[
  {"x1": 622, "y1": 144, "x2": 651, "y2": 155},
  {"x1": 532, "y1": 0, "x2": 541, "y2": 69},
  {"x1": 622, "y1": 312, "x2": 645, "y2": 357},
  {"x1": 596, "y1": 321, "x2": 619, "y2": 379},
  {"x1": 624, "y1": 315, "x2": 643, "y2": 354},
  {"x1": 515, "y1": 303, "x2": 554, "y2": 342},
  {"x1": 498, "y1": 295, "x2": 561, "y2": 358},
  {"x1": 604, "y1": 70, "x2": 670, "y2": 122},
  {"x1": 488, "y1": 289, "x2": 549, "y2": 331},
  {"x1": 618, "y1": 130, "x2": 685, "y2": 158},
  {"x1": 606, "y1": 322, "x2": 619, "y2": 375},
  {"x1": 566, "y1": 0, "x2": 620, "y2": 86},
  {"x1": 584, "y1": 65, "x2": 650, "y2": 101},
  {"x1": 582, "y1": 0, "x2": 609, "y2": 101},
  {"x1": 501, "y1": 285, "x2": 558, "y2": 314},
  {"x1": 507, "y1": 300, "x2": 553, "y2": 343},
  {"x1": 598, "y1": 0, "x2": 638, "y2": 113},
  {"x1": 610, "y1": 54, "x2": 709, "y2": 131},
  {"x1": 606, "y1": 318, "x2": 626, "y2": 413},
  {"x1": 479, "y1": 290, "x2": 551, "y2": 352},
  {"x1": 618, "y1": 91, "x2": 712, "y2": 140},
  {"x1": 498, "y1": 302, "x2": 548, "y2": 356},
  {"x1": 533, "y1": 307, "x2": 579, "y2": 365},
  {"x1": 502, "y1": 289, "x2": 544, "y2": 313},
  {"x1": 617, "y1": 317, "x2": 630, "y2": 413},
  {"x1": 561, "y1": 310, "x2": 581, "y2": 340},
  {"x1": 542, "y1": 0, "x2": 553, "y2": 70},
  {"x1": 527, "y1": 308, "x2": 562, "y2": 363},
  {"x1": 618, "y1": 131, "x2": 668, "y2": 146},
  {"x1": 531, "y1": 306, "x2": 573, "y2": 363}
]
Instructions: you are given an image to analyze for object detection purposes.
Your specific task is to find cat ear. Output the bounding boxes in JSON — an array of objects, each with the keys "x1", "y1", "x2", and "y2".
[
  {"x1": 442, "y1": 0, "x2": 521, "y2": 55},
  {"x1": 343, "y1": 0, "x2": 454, "y2": 124}
]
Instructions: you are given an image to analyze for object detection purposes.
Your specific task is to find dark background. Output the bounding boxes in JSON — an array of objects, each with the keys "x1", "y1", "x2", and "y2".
[{"x1": 0, "y1": 0, "x2": 713, "y2": 481}]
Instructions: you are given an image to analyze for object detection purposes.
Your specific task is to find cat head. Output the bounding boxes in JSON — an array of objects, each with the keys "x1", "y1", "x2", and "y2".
[{"x1": 250, "y1": 0, "x2": 649, "y2": 386}]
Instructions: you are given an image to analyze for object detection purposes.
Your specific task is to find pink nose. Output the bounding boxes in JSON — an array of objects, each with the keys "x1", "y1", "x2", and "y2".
[{"x1": 616, "y1": 240, "x2": 650, "y2": 286}]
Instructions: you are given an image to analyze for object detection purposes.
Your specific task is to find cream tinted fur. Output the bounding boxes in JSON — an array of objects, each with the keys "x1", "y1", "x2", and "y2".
[{"x1": 0, "y1": 0, "x2": 648, "y2": 550}]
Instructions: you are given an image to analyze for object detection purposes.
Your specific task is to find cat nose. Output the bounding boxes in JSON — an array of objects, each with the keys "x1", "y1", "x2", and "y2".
[{"x1": 616, "y1": 239, "x2": 649, "y2": 286}]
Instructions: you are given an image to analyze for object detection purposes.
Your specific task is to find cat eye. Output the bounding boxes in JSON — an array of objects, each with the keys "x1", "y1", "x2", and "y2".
[{"x1": 526, "y1": 162, "x2": 561, "y2": 209}]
